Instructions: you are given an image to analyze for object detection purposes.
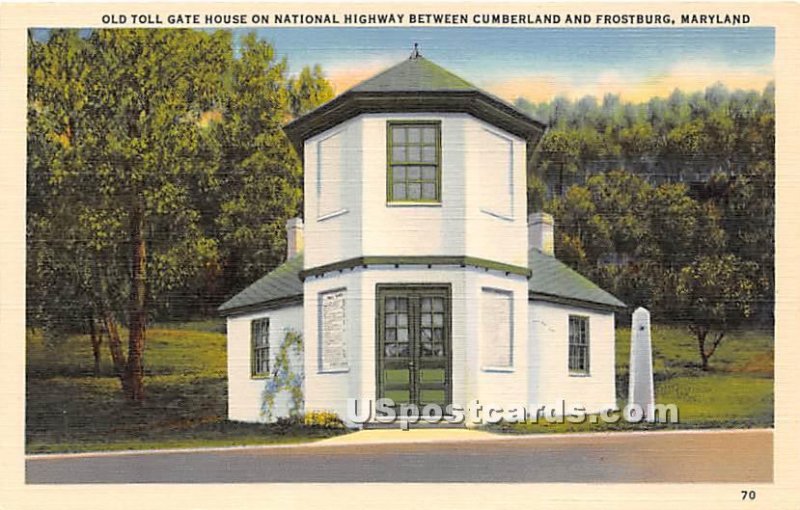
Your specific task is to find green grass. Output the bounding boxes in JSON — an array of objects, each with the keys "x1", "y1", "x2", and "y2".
[
  {"x1": 494, "y1": 324, "x2": 773, "y2": 435},
  {"x1": 26, "y1": 325, "x2": 345, "y2": 454}
]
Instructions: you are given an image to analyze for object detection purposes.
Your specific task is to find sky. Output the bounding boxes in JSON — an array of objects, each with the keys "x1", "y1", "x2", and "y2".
[{"x1": 244, "y1": 27, "x2": 774, "y2": 103}]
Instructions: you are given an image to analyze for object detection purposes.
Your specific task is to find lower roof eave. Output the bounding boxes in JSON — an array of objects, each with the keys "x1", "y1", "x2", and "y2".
[
  {"x1": 218, "y1": 294, "x2": 304, "y2": 318},
  {"x1": 528, "y1": 291, "x2": 627, "y2": 313}
]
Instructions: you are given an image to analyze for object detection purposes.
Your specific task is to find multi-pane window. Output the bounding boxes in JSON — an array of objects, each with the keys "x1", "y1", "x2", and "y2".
[
  {"x1": 387, "y1": 122, "x2": 440, "y2": 202},
  {"x1": 251, "y1": 318, "x2": 270, "y2": 377},
  {"x1": 568, "y1": 315, "x2": 590, "y2": 374}
]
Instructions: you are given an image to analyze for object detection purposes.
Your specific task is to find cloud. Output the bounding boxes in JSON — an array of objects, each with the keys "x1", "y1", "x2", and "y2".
[
  {"x1": 325, "y1": 58, "x2": 397, "y2": 94},
  {"x1": 481, "y1": 62, "x2": 773, "y2": 103}
]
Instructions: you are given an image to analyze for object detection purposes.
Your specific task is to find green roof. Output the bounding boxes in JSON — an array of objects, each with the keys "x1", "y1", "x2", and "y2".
[
  {"x1": 351, "y1": 57, "x2": 477, "y2": 93},
  {"x1": 283, "y1": 55, "x2": 545, "y2": 155},
  {"x1": 218, "y1": 255, "x2": 304, "y2": 314},
  {"x1": 528, "y1": 249, "x2": 626, "y2": 310},
  {"x1": 219, "y1": 251, "x2": 625, "y2": 315}
]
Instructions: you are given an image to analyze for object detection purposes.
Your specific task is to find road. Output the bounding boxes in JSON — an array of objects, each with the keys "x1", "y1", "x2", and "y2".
[{"x1": 26, "y1": 429, "x2": 772, "y2": 484}]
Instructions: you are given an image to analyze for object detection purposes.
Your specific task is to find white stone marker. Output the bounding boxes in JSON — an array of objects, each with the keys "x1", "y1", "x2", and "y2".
[{"x1": 628, "y1": 307, "x2": 656, "y2": 422}]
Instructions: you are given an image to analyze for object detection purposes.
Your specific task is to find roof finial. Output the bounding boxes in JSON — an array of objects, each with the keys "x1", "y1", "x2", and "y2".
[{"x1": 410, "y1": 42, "x2": 421, "y2": 59}]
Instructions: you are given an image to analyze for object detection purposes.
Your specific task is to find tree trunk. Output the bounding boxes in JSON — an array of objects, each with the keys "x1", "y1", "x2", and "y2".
[
  {"x1": 697, "y1": 329, "x2": 710, "y2": 371},
  {"x1": 103, "y1": 313, "x2": 128, "y2": 389},
  {"x1": 124, "y1": 199, "x2": 147, "y2": 401},
  {"x1": 88, "y1": 316, "x2": 102, "y2": 376}
]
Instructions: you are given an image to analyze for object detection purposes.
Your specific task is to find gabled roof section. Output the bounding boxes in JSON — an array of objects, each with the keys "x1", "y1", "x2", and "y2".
[
  {"x1": 528, "y1": 249, "x2": 626, "y2": 311},
  {"x1": 218, "y1": 255, "x2": 304, "y2": 316},
  {"x1": 283, "y1": 55, "x2": 545, "y2": 155}
]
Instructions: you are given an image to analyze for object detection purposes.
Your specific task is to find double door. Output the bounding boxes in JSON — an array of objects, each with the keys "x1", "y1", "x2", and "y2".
[{"x1": 376, "y1": 285, "x2": 451, "y2": 409}]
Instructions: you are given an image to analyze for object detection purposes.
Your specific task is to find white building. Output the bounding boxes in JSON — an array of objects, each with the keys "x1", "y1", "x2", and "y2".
[{"x1": 219, "y1": 54, "x2": 625, "y2": 426}]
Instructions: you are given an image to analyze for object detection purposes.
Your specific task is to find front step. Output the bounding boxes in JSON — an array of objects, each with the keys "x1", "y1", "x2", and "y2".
[{"x1": 362, "y1": 420, "x2": 467, "y2": 430}]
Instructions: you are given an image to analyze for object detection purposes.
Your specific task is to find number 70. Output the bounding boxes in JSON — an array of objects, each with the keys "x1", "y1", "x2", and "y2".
[{"x1": 741, "y1": 490, "x2": 756, "y2": 500}]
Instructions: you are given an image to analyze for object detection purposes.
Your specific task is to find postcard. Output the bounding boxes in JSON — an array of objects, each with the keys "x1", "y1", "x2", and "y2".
[{"x1": 1, "y1": 2, "x2": 798, "y2": 508}]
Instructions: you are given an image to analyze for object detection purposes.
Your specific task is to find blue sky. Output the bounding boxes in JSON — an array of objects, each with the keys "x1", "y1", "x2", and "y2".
[{"x1": 245, "y1": 27, "x2": 774, "y2": 102}]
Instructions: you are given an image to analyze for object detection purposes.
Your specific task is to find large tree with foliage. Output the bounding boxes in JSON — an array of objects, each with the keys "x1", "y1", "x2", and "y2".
[
  {"x1": 28, "y1": 30, "x2": 335, "y2": 399},
  {"x1": 28, "y1": 29, "x2": 231, "y2": 400}
]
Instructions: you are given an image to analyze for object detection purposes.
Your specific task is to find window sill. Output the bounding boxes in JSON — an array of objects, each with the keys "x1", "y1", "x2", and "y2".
[
  {"x1": 386, "y1": 201, "x2": 442, "y2": 207},
  {"x1": 480, "y1": 209, "x2": 514, "y2": 222},
  {"x1": 317, "y1": 208, "x2": 349, "y2": 222},
  {"x1": 481, "y1": 366, "x2": 514, "y2": 373},
  {"x1": 318, "y1": 368, "x2": 350, "y2": 374},
  {"x1": 250, "y1": 375, "x2": 270, "y2": 380},
  {"x1": 569, "y1": 372, "x2": 591, "y2": 378}
]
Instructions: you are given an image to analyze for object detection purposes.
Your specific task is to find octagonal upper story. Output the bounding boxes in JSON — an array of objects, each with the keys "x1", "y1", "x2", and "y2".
[{"x1": 283, "y1": 55, "x2": 546, "y2": 271}]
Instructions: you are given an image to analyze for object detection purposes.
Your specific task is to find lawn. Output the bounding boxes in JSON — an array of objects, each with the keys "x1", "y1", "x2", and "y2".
[
  {"x1": 26, "y1": 321, "x2": 345, "y2": 454},
  {"x1": 27, "y1": 320, "x2": 773, "y2": 451},
  {"x1": 494, "y1": 324, "x2": 774, "y2": 434}
]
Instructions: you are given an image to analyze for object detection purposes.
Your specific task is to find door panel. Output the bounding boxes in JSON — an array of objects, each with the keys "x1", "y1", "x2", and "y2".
[{"x1": 377, "y1": 286, "x2": 451, "y2": 410}]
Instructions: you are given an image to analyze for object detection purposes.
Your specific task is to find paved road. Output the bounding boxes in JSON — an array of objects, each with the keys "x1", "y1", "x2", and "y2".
[{"x1": 26, "y1": 429, "x2": 772, "y2": 484}]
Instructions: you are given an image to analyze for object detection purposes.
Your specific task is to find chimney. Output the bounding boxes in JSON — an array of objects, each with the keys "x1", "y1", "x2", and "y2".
[
  {"x1": 528, "y1": 212, "x2": 554, "y2": 256},
  {"x1": 286, "y1": 217, "x2": 304, "y2": 259}
]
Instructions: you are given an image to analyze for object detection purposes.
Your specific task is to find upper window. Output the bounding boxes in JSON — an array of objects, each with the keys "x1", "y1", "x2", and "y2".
[
  {"x1": 251, "y1": 318, "x2": 270, "y2": 378},
  {"x1": 387, "y1": 121, "x2": 441, "y2": 203},
  {"x1": 568, "y1": 315, "x2": 590, "y2": 375}
]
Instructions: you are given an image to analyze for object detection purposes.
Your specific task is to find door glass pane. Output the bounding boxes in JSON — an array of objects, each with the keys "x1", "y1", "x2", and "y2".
[
  {"x1": 397, "y1": 328, "x2": 408, "y2": 342},
  {"x1": 421, "y1": 297, "x2": 431, "y2": 312},
  {"x1": 385, "y1": 343, "x2": 408, "y2": 357}
]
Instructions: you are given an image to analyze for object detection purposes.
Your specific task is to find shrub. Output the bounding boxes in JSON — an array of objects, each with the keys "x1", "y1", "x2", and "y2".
[{"x1": 303, "y1": 410, "x2": 344, "y2": 429}]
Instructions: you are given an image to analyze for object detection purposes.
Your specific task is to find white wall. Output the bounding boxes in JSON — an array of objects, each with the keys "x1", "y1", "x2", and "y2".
[
  {"x1": 302, "y1": 265, "x2": 529, "y2": 425},
  {"x1": 302, "y1": 113, "x2": 528, "y2": 270},
  {"x1": 529, "y1": 301, "x2": 617, "y2": 415},
  {"x1": 303, "y1": 117, "x2": 363, "y2": 269},
  {"x1": 226, "y1": 305, "x2": 303, "y2": 423},
  {"x1": 465, "y1": 271, "x2": 530, "y2": 414}
]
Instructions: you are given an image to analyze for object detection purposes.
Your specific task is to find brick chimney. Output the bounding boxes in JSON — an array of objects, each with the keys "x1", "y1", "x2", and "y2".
[
  {"x1": 528, "y1": 212, "x2": 554, "y2": 256},
  {"x1": 286, "y1": 217, "x2": 304, "y2": 259}
]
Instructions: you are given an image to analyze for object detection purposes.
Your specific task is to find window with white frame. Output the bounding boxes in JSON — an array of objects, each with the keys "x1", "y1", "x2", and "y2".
[
  {"x1": 251, "y1": 318, "x2": 270, "y2": 377},
  {"x1": 480, "y1": 288, "x2": 513, "y2": 369},
  {"x1": 568, "y1": 315, "x2": 590, "y2": 374}
]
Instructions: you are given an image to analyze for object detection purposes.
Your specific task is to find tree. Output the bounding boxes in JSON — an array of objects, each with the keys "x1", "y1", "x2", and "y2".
[
  {"x1": 288, "y1": 64, "x2": 334, "y2": 117},
  {"x1": 28, "y1": 29, "x2": 231, "y2": 400},
  {"x1": 214, "y1": 34, "x2": 317, "y2": 295},
  {"x1": 676, "y1": 254, "x2": 757, "y2": 370}
]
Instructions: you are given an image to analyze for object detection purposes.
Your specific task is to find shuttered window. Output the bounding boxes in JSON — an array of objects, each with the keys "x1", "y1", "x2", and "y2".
[
  {"x1": 481, "y1": 288, "x2": 513, "y2": 369},
  {"x1": 568, "y1": 315, "x2": 590, "y2": 375}
]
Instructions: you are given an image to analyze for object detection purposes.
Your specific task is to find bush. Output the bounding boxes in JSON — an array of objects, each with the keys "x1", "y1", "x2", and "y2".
[{"x1": 303, "y1": 410, "x2": 345, "y2": 429}]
